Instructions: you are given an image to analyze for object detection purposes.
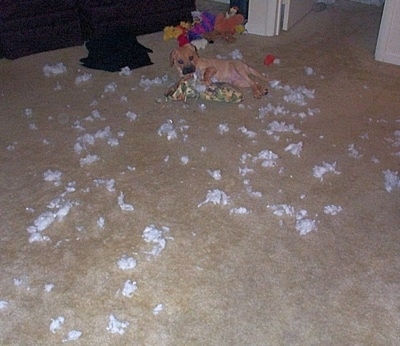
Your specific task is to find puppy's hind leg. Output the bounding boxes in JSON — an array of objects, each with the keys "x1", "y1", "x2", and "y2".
[
  {"x1": 248, "y1": 66, "x2": 269, "y2": 82},
  {"x1": 248, "y1": 67, "x2": 269, "y2": 97}
]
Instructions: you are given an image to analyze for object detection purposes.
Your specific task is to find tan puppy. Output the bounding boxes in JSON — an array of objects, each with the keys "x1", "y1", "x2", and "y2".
[{"x1": 169, "y1": 44, "x2": 269, "y2": 98}]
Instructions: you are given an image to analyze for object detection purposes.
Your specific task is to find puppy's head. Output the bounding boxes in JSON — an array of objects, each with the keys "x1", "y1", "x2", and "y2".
[{"x1": 169, "y1": 44, "x2": 199, "y2": 76}]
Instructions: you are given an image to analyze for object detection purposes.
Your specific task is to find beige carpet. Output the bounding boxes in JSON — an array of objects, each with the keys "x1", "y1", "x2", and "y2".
[{"x1": 1, "y1": 1, "x2": 400, "y2": 344}]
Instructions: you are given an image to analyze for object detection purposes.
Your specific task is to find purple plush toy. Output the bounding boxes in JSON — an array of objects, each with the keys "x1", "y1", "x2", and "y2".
[{"x1": 188, "y1": 11, "x2": 216, "y2": 42}]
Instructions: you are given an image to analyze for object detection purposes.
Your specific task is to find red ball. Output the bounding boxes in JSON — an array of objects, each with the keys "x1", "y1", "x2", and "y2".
[{"x1": 264, "y1": 54, "x2": 275, "y2": 66}]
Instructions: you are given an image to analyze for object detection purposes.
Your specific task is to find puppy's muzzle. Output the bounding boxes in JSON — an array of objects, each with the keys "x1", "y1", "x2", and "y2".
[{"x1": 182, "y1": 65, "x2": 196, "y2": 75}]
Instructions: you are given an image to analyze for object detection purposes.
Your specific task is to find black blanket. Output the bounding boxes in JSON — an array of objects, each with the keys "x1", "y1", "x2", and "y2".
[{"x1": 80, "y1": 31, "x2": 153, "y2": 72}]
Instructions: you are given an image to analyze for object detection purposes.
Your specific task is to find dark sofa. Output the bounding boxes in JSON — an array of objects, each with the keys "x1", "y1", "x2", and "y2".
[{"x1": 0, "y1": 0, "x2": 196, "y2": 59}]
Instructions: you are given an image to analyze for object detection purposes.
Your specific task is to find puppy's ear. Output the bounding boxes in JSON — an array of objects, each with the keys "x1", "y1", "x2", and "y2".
[
  {"x1": 169, "y1": 49, "x2": 177, "y2": 67},
  {"x1": 187, "y1": 44, "x2": 199, "y2": 57}
]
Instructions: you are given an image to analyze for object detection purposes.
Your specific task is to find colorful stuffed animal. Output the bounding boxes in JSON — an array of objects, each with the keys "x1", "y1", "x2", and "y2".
[
  {"x1": 205, "y1": 7, "x2": 245, "y2": 43},
  {"x1": 163, "y1": 26, "x2": 184, "y2": 41},
  {"x1": 187, "y1": 11, "x2": 216, "y2": 42},
  {"x1": 165, "y1": 76, "x2": 244, "y2": 103}
]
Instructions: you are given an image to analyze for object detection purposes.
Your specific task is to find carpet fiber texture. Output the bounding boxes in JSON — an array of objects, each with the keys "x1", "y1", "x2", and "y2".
[{"x1": 0, "y1": 1, "x2": 399, "y2": 344}]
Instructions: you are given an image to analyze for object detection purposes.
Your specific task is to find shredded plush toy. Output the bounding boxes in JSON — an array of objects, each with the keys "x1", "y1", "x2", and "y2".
[{"x1": 165, "y1": 75, "x2": 244, "y2": 103}]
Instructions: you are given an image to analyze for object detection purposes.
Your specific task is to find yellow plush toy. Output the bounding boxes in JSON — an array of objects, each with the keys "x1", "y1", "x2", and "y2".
[
  {"x1": 163, "y1": 22, "x2": 192, "y2": 41},
  {"x1": 163, "y1": 26, "x2": 184, "y2": 41}
]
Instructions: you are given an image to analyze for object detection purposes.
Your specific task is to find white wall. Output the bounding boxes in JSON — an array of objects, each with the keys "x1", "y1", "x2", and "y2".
[{"x1": 375, "y1": 0, "x2": 400, "y2": 65}]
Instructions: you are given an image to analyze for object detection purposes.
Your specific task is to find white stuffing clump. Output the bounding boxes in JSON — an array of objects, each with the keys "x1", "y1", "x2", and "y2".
[
  {"x1": 207, "y1": 169, "x2": 222, "y2": 180},
  {"x1": 0, "y1": 300, "x2": 9, "y2": 310},
  {"x1": 117, "y1": 192, "x2": 134, "y2": 211},
  {"x1": 258, "y1": 103, "x2": 290, "y2": 118},
  {"x1": 304, "y1": 67, "x2": 315, "y2": 76},
  {"x1": 28, "y1": 232, "x2": 51, "y2": 243},
  {"x1": 324, "y1": 205, "x2": 343, "y2": 215},
  {"x1": 13, "y1": 277, "x2": 25, "y2": 286},
  {"x1": 94, "y1": 126, "x2": 113, "y2": 140},
  {"x1": 121, "y1": 280, "x2": 137, "y2": 297},
  {"x1": 229, "y1": 49, "x2": 243, "y2": 60},
  {"x1": 77, "y1": 133, "x2": 95, "y2": 147},
  {"x1": 268, "y1": 204, "x2": 295, "y2": 216},
  {"x1": 119, "y1": 66, "x2": 132, "y2": 76},
  {"x1": 43, "y1": 63, "x2": 67, "y2": 77},
  {"x1": 85, "y1": 110, "x2": 104, "y2": 122},
  {"x1": 43, "y1": 169, "x2": 63, "y2": 186},
  {"x1": 62, "y1": 330, "x2": 82, "y2": 343},
  {"x1": 125, "y1": 111, "x2": 138, "y2": 122},
  {"x1": 180, "y1": 155, "x2": 189, "y2": 165},
  {"x1": 142, "y1": 225, "x2": 171, "y2": 256},
  {"x1": 383, "y1": 170, "x2": 400, "y2": 192},
  {"x1": 295, "y1": 209, "x2": 318, "y2": 235},
  {"x1": 283, "y1": 85, "x2": 315, "y2": 106},
  {"x1": 97, "y1": 217, "x2": 105, "y2": 229},
  {"x1": 158, "y1": 120, "x2": 177, "y2": 140},
  {"x1": 71, "y1": 138, "x2": 85, "y2": 154},
  {"x1": 348, "y1": 144, "x2": 362, "y2": 158},
  {"x1": 44, "y1": 283, "x2": 55, "y2": 292},
  {"x1": 216, "y1": 49, "x2": 243, "y2": 60},
  {"x1": 117, "y1": 255, "x2": 137, "y2": 270},
  {"x1": 253, "y1": 149, "x2": 279, "y2": 168},
  {"x1": 50, "y1": 316, "x2": 65, "y2": 333},
  {"x1": 265, "y1": 121, "x2": 300, "y2": 136},
  {"x1": 153, "y1": 304, "x2": 164, "y2": 315},
  {"x1": 27, "y1": 188, "x2": 77, "y2": 242},
  {"x1": 24, "y1": 108, "x2": 33, "y2": 117},
  {"x1": 238, "y1": 153, "x2": 254, "y2": 177},
  {"x1": 313, "y1": 161, "x2": 341, "y2": 180},
  {"x1": 93, "y1": 178, "x2": 116, "y2": 192},
  {"x1": 198, "y1": 189, "x2": 230, "y2": 207},
  {"x1": 55, "y1": 201, "x2": 73, "y2": 221},
  {"x1": 65, "y1": 181, "x2": 77, "y2": 193},
  {"x1": 107, "y1": 137, "x2": 120, "y2": 147},
  {"x1": 191, "y1": 38, "x2": 208, "y2": 50},
  {"x1": 140, "y1": 74, "x2": 168, "y2": 89},
  {"x1": 285, "y1": 142, "x2": 303, "y2": 157},
  {"x1": 106, "y1": 314, "x2": 129, "y2": 335},
  {"x1": 371, "y1": 156, "x2": 380, "y2": 164},
  {"x1": 230, "y1": 207, "x2": 251, "y2": 215},
  {"x1": 80, "y1": 154, "x2": 100, "y2": 167},
  {"x1": 157, "y1": 119, "x2": 189, "y2": 141},
  {"x1": 198, "y1": 103, "x2": 207, "y2": 111},
  {"x1": 74, "y1": 126, "x2": 119, "y2": 160},
  {"x1": 238, "y1": 126, "x2": 257, "y2": 138},
  {"x1": 75, "y1": 72, "x2": 92, "y2": 85},
  {"x1": 28, "y1": 211, "x2": 55, "y2": 233},
  {"x1": 239, "y1": 166, "x2": 253, "y2": 177},
  {"x1": 268, "y1": 204, "x2": 317, "y2": 235},
  {"x1": 72, "y1": 119, "x2": 85, "y2": 131},
  {"x1": 243, "y1": 180, "x2": 263, "y2": 198},
  {"x1": 217, "y1": 123, "x2": 229, "y2": 134},
  {"x1": 295, "y1": 218, "x2": 318, "y2": 235},
  {"x1": 104, "y1": 82, "x2": 117, "y2": 93}
]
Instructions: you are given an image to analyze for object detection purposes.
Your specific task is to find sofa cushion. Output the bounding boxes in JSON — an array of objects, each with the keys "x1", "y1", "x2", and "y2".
[
  {"x1": 0, "y1": 0, "x2": 79, "y2": 20},
  {"x1": 79, "y1": 0, "x2": 196, "y2": 38},
  {"x1": 0, "y1": 10, "x2": 83, "y2": 59}
]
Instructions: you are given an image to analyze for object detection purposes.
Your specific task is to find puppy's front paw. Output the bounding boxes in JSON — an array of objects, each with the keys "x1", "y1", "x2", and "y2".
[{"x1": 253, "y1": 86, "x2": 268, "y2": 98}]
